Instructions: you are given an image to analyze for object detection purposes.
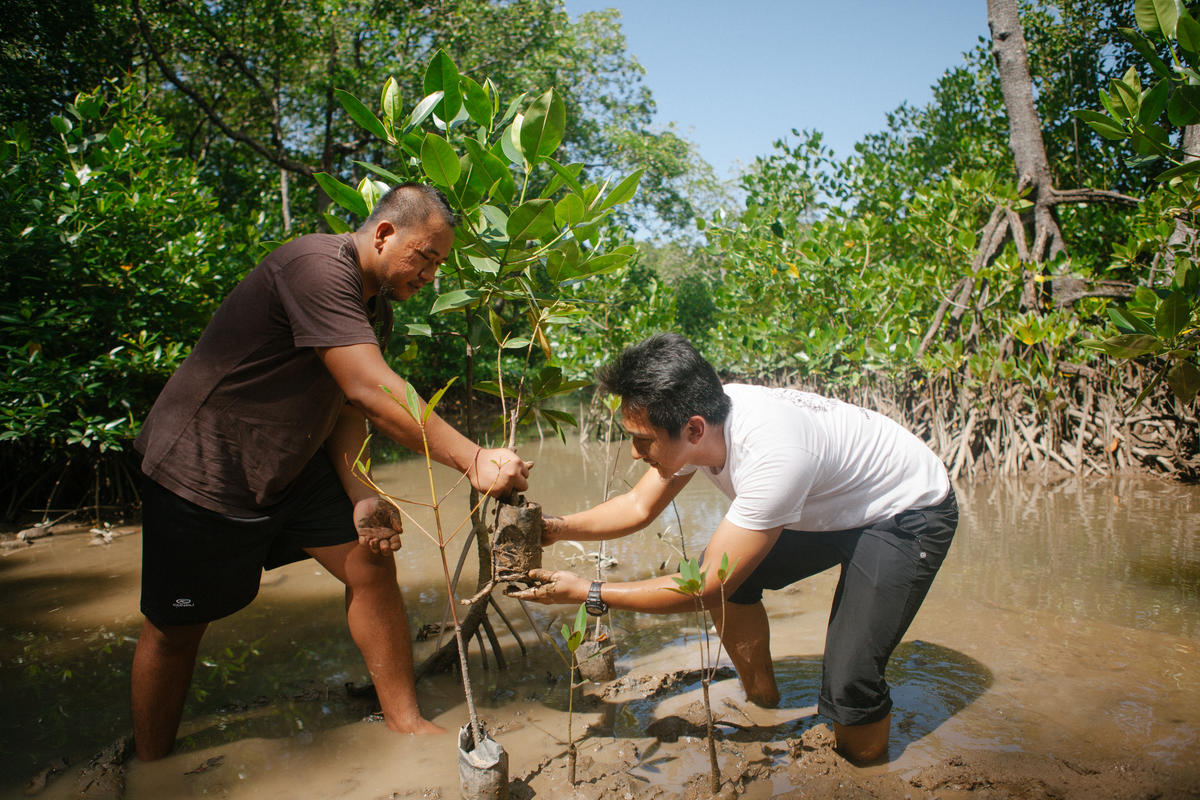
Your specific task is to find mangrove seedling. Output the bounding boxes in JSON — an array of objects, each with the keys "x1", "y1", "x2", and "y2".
[
  {"x1": 348, "y1": 379, "x2": 510, "y2": 798},
  {"x1": 667, "y1": 553, "x2": 738, "y2": 796},
  {"x1": 558, "y1": 602, "x2": 589, "y2": 785}
]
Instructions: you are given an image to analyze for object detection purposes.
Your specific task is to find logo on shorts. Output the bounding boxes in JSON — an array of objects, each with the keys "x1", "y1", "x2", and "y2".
[{"x1": 173, "y1": 598, "x2": 194, "y2": 608}]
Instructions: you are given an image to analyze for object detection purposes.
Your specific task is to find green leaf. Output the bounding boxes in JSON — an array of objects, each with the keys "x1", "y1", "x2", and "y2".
[
  {"x1": 555, "y1": 194, "x2": 586, "y2": 227},
  {"x1": 474, "y1": 380, "x2": 517, "y2": 399},
  {"x1": 1112, "y1": 76, "x2": 1142, "y2": 120},
  {"x1": 461, "y1": 75, "x2": 493, "y2": 128},
  {"x1": 50, "y1": 115, "x2": 72, "y2": 135},
  {"x1": 404, "y1": 323, "x2": 432, "y2": 337},
  {"x1": 314, "y1": 172, "x2": 369, "y2": 218},
  {"x1": 519, "y1": 89, "x2": 566, "y2": 160},
  {"x1": 577, "y1": 245, "x2": 637, "y2": 277},
  {"x1": 423, "y1": 50, "x2": 463, "y2": 122},
  {"x1": 597, "y1": 169, "x2": 644, "y2": 212},
  {"x1": 506, "y1": 199, "x2": 556, "y2": 242},
  {"x1": 404, "y1": 383, "x2": 422, "y2": 420},
  {"x1": 502, "y1": 116, "x2": 524, "y2": 164},
  {"x1": 321, "y1": 212, "x2": 350, "y2": 234},
  {"x1": 421, "y1": 134, "x2": 460, "y2": 187},
  {"x1": 430, "y1": 288, "x2": 480, "y2": 314},
  {"x1": 336, "y1": 89, "x2": 389, "y2": 141},
  {"x1": 540, "y1": 157, "x2": 586, "y2": 197},
  {"x1": 405, "y1": 91, "x2": 444, "y2": 134},
  {"x1": 381, "y1": 77, "x2": 402, "y2": 126},
  {"x1": 1072, "y1": 110, "x2": 1127, "y2": 141},
  {"x1": 352, "y1": 160, "x2": 406, "y2": 186},
  {"x1": 1154, "y1": 159, "x2": 1200, "y2": 181},
  {"x1": 358, "y1": 177, "x2": 385, "y2": 212},
  {"x1": 462, "y1": 138, "x2": 515, "y2": 202},
  {"x1": 1136, "y1": 0, "x2": 1179, "y2": 37},
  {"x1": 1076, "y1": 109, "x2": 1130, "y2": 141},
  {"x1": 1155, "y1": 291, "x2": 1191, "y2": 339},
  {"x1": 1165, "y1": 361, "x2": 1200, "y2": 403},
  {"x1": 1140, "y1": 78, "x2": 1170, "y2": 124},
  {"x1": 468, "y1": 254, "x2": 501, "y2": 275},
  {"x1": 1178, "y1": 9, "x2": 1200, "y2": 59},
  {"x1": 1167, "y1": 84, "x2": 1200, "y2": 126},
  {"x1": 424, "y1": 377, "x2": 457, "y2": 422},
  {"x1": 1100, "y1": 333, "x2": 1162, "y2": 358},
  {"x1": 538, "y1": 407, "x2": 579, "y2": 428},
  {"x1": 1109, "y1": 306, "x2": 1155, "y2": 335},
  {"x1": 573, "y1": 603, "x2": 589, "y2": 636},
  {"x1": 1117, "y1": 27, "x2": 1172, "y2": 78}
]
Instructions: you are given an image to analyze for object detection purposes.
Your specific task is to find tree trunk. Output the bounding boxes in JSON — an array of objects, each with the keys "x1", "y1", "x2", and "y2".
[{"x1": 987, "y1": 0, "x2": 1066, "y2": 309}]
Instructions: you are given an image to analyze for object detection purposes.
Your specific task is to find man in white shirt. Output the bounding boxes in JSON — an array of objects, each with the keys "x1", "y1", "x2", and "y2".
[{"x1": 515, "y1": 333, "x2": 957, "y2": 763}]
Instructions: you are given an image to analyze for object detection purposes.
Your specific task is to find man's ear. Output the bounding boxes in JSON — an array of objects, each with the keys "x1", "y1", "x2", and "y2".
[
  {"x1": 685, "y1": 415, "x2": 706, "y2": 443},
  {"x1": 372, "y1": 219, "x2": 395, "y2": 252}
]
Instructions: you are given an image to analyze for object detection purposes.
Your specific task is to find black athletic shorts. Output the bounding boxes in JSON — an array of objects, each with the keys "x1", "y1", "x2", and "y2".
[
  {"x1": 139, "y1": 451, "x2": 356, "y2": 626},
  {"x1": 729, "y1": 488, "x2": 958, "y2": 727}
]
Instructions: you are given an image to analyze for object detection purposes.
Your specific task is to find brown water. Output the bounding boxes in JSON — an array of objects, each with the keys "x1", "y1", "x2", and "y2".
[{"x1": 1, "y1": 437, "x2": 1198, "y2": 798}]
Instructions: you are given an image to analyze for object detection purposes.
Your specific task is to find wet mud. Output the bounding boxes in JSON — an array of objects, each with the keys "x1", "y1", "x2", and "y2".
[{"x1": 2, "y1": 439, "x2": 1199, "y2": 798}]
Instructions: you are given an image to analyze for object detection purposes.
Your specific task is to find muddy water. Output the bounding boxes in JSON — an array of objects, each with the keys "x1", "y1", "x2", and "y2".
[{"x1": 1, "y1": 437, "x2": 1198, "y2": 798}]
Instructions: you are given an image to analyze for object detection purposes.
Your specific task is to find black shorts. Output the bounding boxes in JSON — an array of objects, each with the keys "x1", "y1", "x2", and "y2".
[
  {"x1": 730, "y1": 488, "x2": 958, "y2": 727},
  {"x1": 139, "y1": 451, "x2": 356, "y2": 626}
]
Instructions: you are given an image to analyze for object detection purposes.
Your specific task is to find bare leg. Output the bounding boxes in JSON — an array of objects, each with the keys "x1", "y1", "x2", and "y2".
[
  {"x1": 834, "y1": 714, "x2": 890, "y2": 763},
  {"x1": 306, "y1": 542, "x2": 444, "y2": 734},
  {"x1": 131, "y1": 618, "x2": 208, "y2": 761},
  {"x1": 711, "y1": 600, "x2": 780, "y2": 708}
]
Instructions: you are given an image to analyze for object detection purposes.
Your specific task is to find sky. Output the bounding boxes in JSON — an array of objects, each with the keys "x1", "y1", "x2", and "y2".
[{"x1": 562, "y1": 0, "x2": 991, "y2": 179}]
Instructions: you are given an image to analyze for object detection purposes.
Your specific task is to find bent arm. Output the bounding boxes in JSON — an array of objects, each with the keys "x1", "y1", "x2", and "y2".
[
  {"x1": 317, "y1": 342, "x2": 527, "y2": 494},
  {"x1": 520, "y1": 518, "x2": 782, "y2": 614},
  {"x1": 549, "y1": 469, "x2": 694, "y2": 543}
]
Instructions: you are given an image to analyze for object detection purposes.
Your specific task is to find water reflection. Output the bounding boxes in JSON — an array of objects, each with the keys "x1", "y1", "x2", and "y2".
[{"x1": 0, "y1": 436, "x2": 1197, "y2": 796}]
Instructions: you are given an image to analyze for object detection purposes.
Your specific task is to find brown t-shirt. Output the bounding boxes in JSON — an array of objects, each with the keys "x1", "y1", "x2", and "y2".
[{"x1": 136, "y1": 233, "x2": 381, "y2": 515}]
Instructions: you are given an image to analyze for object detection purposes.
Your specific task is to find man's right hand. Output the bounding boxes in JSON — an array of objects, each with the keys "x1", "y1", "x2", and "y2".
[{"x1": 470, "y1": 447, "x2": 532, "y2": 496}]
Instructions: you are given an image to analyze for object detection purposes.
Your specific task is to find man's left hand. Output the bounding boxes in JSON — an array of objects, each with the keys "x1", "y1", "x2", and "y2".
[
  {"x1": 353, "y1": 495, "x2": 404, "y2": 554},
  {"x1": 509, "y1": 568, "x2": 588, "y2": 605}
]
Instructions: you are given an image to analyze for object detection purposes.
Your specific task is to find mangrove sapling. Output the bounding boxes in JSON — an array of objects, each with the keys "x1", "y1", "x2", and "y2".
[
  {"x1": 348, "y1": 380, "x2": 511, "y2": 797},
  {"x1": 553, "y1": 602, "x2": 590, "y2": 785},
  {"x1": 667, "y1": 554, "x2": 738, "y2": 796}
]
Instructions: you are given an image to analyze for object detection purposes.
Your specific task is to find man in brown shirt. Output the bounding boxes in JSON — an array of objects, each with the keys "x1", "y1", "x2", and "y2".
[{"x1": 131, "y1": 183, "x2": 530, "y2": 760}]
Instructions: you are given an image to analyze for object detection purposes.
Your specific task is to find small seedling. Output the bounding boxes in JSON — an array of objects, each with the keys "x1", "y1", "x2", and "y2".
[
  {"x1": 667, "y1": 552, "x2": 738, "y2": 796},
  {"x1": 558, "y1": 602, "x2": 589, "y2": 785}
]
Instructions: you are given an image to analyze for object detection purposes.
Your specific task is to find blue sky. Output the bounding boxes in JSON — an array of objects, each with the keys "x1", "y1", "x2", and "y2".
[{"x1": 562, "y1": 0, "x2": 991, "y2": 179}]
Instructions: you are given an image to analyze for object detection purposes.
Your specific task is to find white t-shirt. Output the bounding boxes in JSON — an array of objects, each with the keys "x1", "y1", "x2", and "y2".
[{"x1": 682, "y1": 384, "x2": 950, "y2": 532}]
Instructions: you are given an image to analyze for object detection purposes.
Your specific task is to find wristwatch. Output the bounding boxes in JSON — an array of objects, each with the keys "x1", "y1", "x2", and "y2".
[{"x1": 585, "y1": 581, "x2": 608, "y2": 617}]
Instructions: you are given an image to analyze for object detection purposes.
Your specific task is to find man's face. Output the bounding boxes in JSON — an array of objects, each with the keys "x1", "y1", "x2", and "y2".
[
  {"x1": 375, "y1": 216, "x2": 454, "y2": 301},
  {"x1": 621, "y1": 406, "x2": 691, "y2": 479}
]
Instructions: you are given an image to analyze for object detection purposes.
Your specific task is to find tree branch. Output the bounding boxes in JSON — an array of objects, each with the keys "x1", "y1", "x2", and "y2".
[{"x1": 132, "y1": 0, "x2": 314, "y2": 176}]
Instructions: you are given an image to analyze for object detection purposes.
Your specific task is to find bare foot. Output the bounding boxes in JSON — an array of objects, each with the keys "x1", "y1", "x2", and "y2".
[
  {"x1": 746, "y1": 688, "x2": 781, "y2": 708},
  {"x1": 386, "y1": 716, "x2": 447, "y2": 735}
]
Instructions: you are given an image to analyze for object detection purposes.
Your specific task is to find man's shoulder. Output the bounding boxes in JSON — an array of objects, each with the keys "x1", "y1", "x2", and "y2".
[{"x1": 261, "y1": 233, "x2": 356, "y2": 268}]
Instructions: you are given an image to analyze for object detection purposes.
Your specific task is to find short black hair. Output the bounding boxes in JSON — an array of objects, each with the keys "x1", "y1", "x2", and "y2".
[
  {"x1": 596, "y1": 332, "x2": 730, "y2": 437},
  {"x1": 364, "y1": 182, "x2": 459, "y2": 231}
]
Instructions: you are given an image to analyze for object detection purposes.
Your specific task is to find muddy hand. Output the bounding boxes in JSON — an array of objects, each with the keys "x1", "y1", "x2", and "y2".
[
  {"x1": 353, "y1": 496, "x2": 403, "y2": 555},
  {"x1": 471, "y1": 446, "x2": 533, "y2": 497},
  {"x1": 510, "y1": 568, "x2": 586, "y2": 605}
]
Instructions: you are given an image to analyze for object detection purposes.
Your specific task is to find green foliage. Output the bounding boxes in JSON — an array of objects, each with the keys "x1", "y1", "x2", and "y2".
[
  {"x1": 0, "y1": 83, "x2": 254, "y2": 502},
  {"x1": 323, "y1": 49, "x2": 643, "y2": 440},
  {"x1": 668, "y1": 557, "x2": 707, "y2": 597},
  {"x1": 1075, "y1": 0, "x2": 1200, "y2": 404},
  {"x1": 560, "y1": 603, "x2": 588, "y2": 653}
]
